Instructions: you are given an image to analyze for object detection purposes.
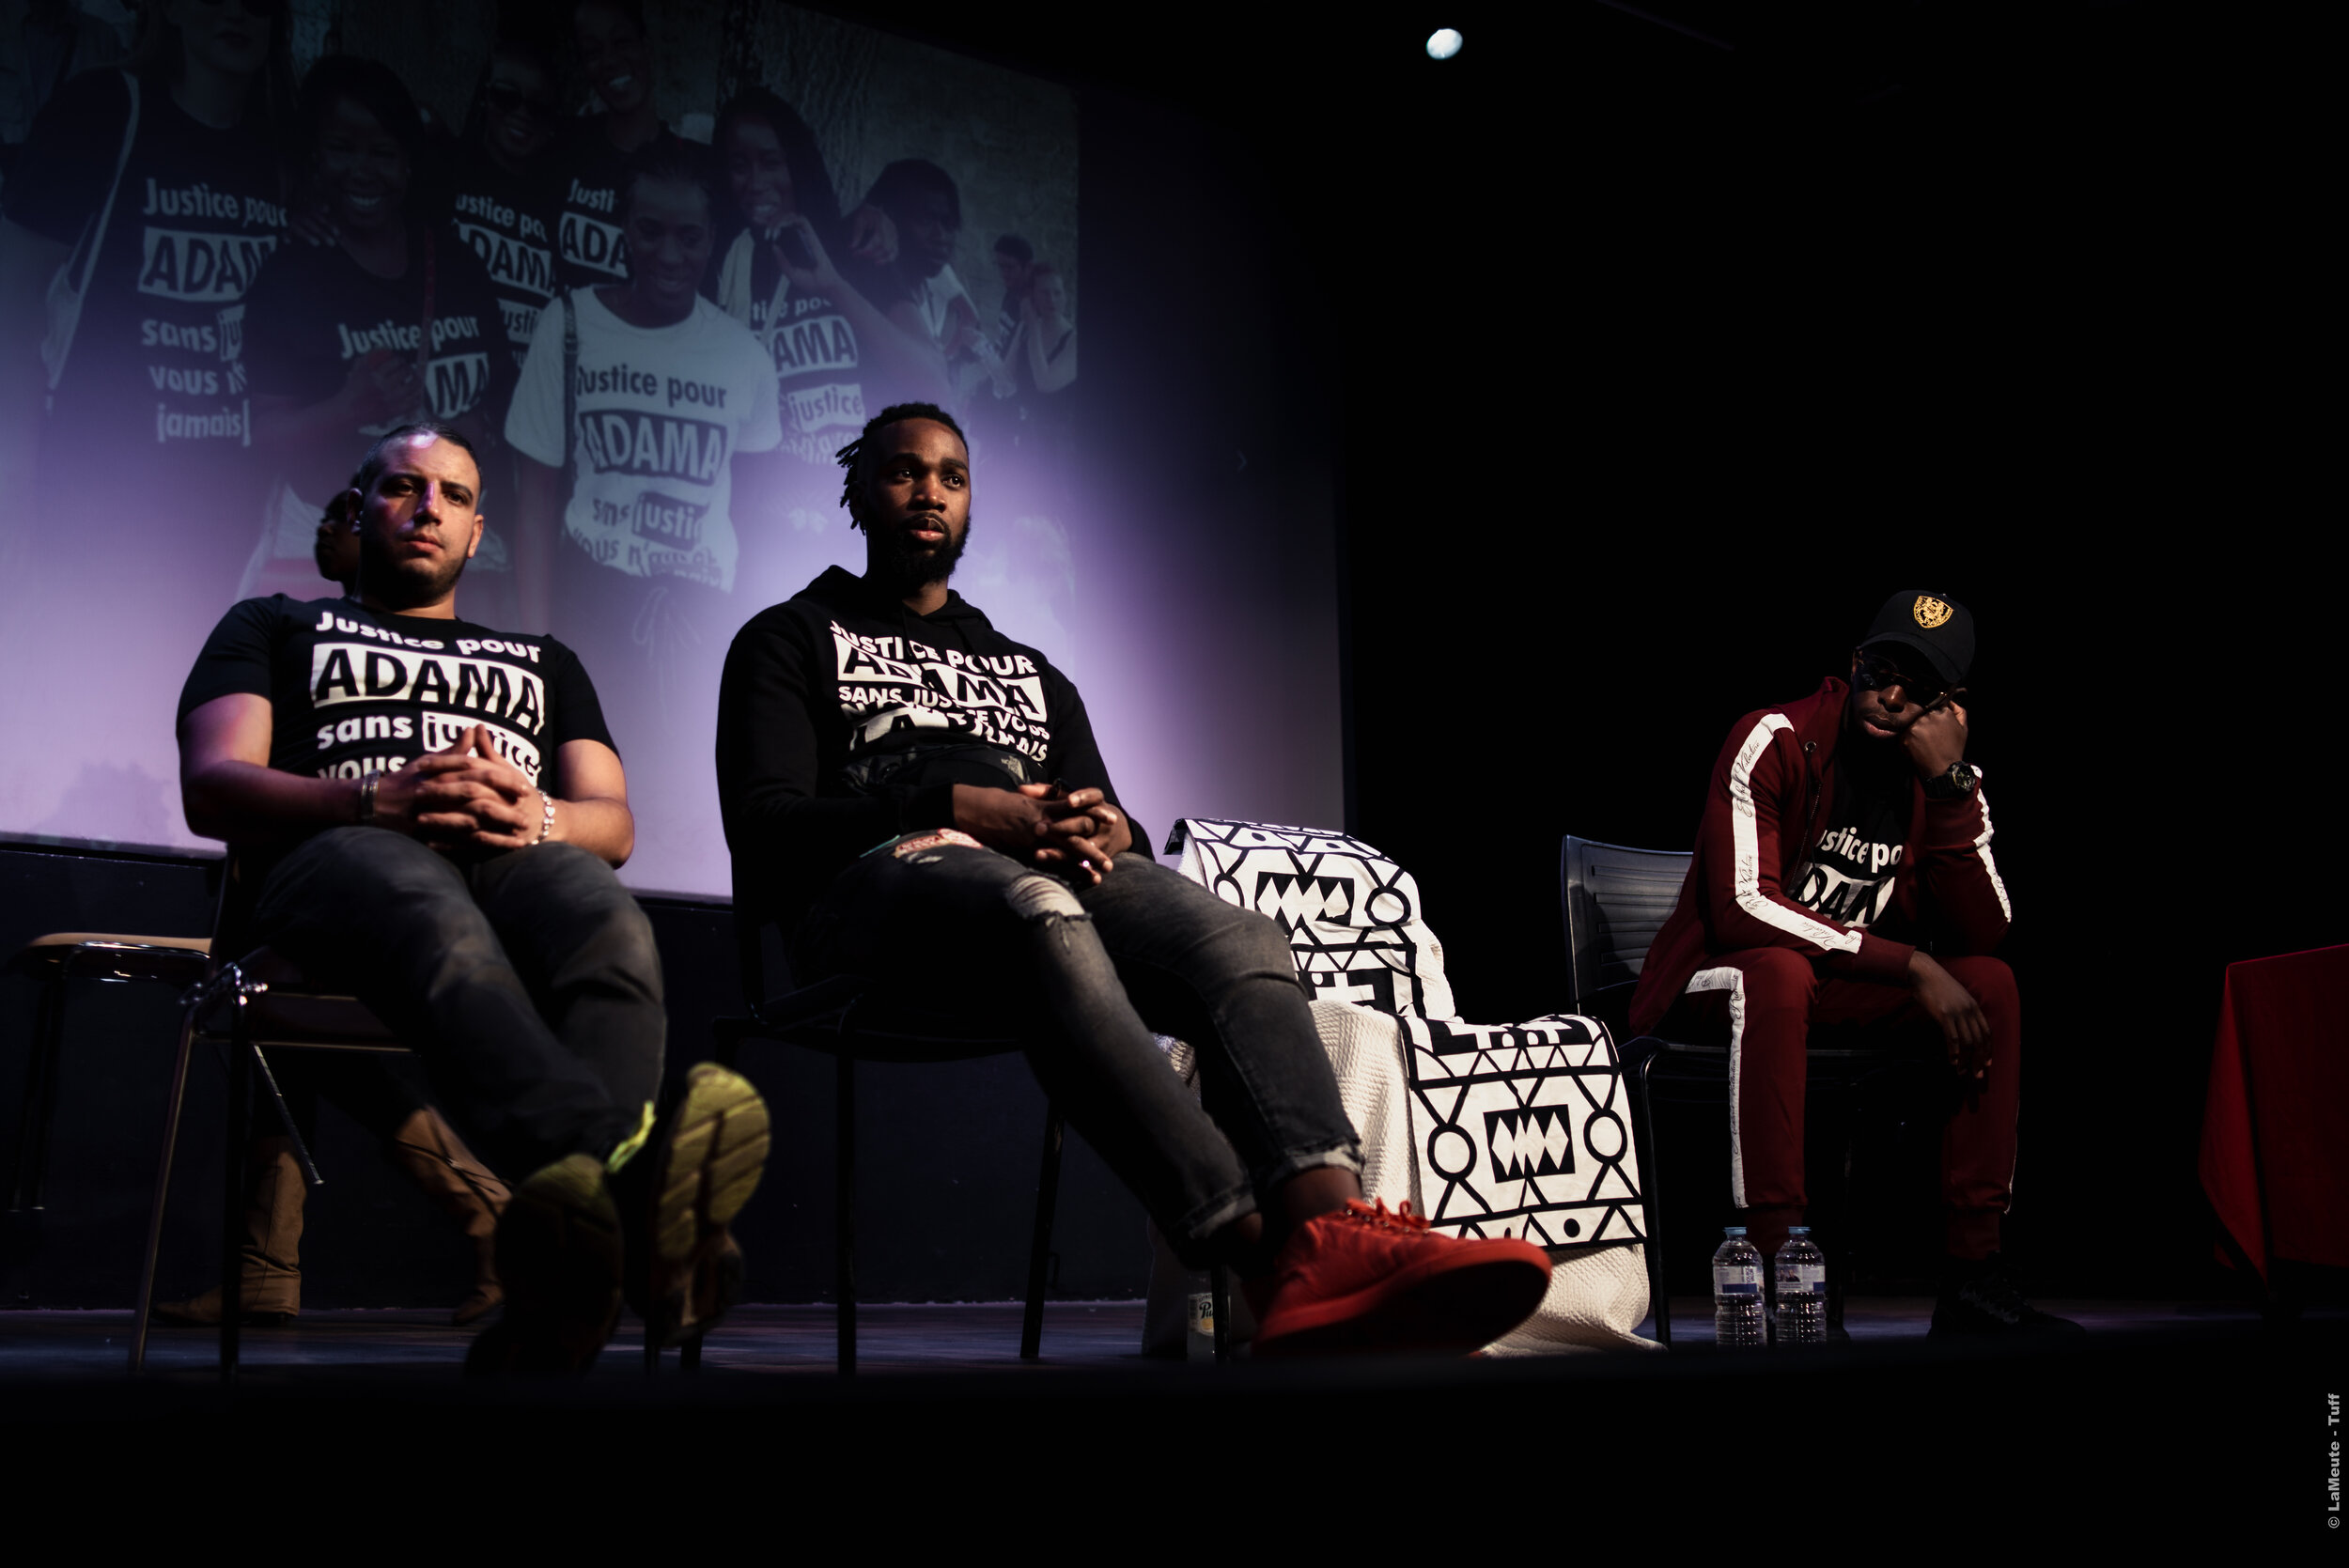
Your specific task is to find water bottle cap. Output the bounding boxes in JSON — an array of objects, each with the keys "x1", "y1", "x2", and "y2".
[{"x1": 1723, "y1": 1225, "x2": 1747, "y2": 1236}]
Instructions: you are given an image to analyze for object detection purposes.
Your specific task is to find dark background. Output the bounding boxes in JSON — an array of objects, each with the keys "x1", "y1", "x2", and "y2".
[
  {"x1": 3, "y1": 3, "x2": 2328, "y2": 1308},
  {"x1": 1330, "y1": 3, "x2": 2329, "y2": 1295},
  {"x1": 1063, "y1": 0, "x2": 2331, "y2": 1297}
]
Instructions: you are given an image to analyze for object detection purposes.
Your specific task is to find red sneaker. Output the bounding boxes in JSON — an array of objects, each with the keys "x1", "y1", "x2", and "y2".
[{"x1": 1250, "y1": 1199, "x2": 1552, "y2": 1357}]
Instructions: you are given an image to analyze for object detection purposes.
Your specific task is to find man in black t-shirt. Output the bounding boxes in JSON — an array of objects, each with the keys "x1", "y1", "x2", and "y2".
[{"x1": 178, "y1": 421, "x2": 769, "y2": 1374}]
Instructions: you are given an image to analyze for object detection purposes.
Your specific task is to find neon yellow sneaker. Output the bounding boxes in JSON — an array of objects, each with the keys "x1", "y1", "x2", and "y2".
[{"x1": 631, "y1": 1063, "x2": 770, "y2": 1351}]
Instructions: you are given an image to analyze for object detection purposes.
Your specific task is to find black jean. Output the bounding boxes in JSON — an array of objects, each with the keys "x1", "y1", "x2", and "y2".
[
  {"x1": 253, "y1": 828, "x2": 664, "y2": 1176},
  {"x1": 792, "y1": 841, "x2": 1363, "y2": 1256}
]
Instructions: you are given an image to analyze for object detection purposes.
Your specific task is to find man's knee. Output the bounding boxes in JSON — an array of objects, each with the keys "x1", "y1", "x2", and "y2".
[
  {"x1": 1726, "y1": 947, "x2": 1820, "y2": 1013},
  {"x1": 510, "y1": 845, "x2": 662, "y2": 989},
  {"x1": 597, "y1": 888, "x2": 661, "y2": 990},
  {"x1": 1003, "y1": 870, "x2": 1089, "y2": 926}
]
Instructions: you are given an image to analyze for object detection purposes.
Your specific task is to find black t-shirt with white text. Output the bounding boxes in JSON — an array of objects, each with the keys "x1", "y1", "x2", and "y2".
[
  {"x1": 179, "y1": 596, "x2": 614, "y2": 796},
  {"x1": 3, "y1": 70, "x2": 285, "y2": 481},
  {"x1": 1792, "y1": 743, "x2": 1913, "y2": 928},
  {"x1": 449, "y1": 156, "x2": 562, "y2": 366},
  {"x1": 243, "y1": 225, "x2": 514, "y2": 447}
]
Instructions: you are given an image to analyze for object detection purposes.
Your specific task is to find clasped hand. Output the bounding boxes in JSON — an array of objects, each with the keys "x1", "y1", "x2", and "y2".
[
  {"x1": 951, "y1": 782, "x2": 1130, "y2": 884},
  {"x1": 370, "y1": 724, "x2": 545, "y2": 850}
]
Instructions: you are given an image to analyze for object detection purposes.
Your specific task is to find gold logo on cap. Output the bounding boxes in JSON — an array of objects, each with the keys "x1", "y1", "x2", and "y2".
[{"x1": 1913, "y1": 596, "x2": 1953, "y2": 629}]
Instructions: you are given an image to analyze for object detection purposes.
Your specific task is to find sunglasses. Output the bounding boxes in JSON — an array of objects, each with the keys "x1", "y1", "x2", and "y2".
[
  {"x1": 1853, "y1": 648, "x2": 1958, "y2": 710},
  {"x1": 486, "y1": 84, "x2": 560, "y2": 119}
]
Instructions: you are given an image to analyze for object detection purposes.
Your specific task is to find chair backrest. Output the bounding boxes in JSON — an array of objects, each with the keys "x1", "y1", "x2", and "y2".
[
  {"x1": 729, "y1": 856, "x2": 788, "y2": 1009},
  {"x1": 1165, "y1": 817, "x2": 1455, "y2": 1021},
  {"x1": 1559, "y1": 835, "x2": 1692, "y2": 1013}
]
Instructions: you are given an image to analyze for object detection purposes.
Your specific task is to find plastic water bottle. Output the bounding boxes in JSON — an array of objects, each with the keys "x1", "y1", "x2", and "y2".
[
  {"x1": 1711, "y1": 1226, "x2": 1765, "y2": 1348},
  {"x1": 1774, "y1": 1227, "x2": 1827, "y2": 1346},
  {"x1": 1185, "y1": 1285, "x2": 1217, "y2": 1362}
]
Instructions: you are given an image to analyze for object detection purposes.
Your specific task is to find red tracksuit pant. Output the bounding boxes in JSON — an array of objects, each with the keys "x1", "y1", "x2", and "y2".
[{"x1": 1669, "y1": 947, "x2": 2020, "y2": 1262}]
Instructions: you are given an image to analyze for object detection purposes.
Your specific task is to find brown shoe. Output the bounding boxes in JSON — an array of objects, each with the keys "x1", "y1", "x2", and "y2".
[
  {"x1": 383, "y1": 1108, "x2": 511, "y2": 1325},
  {"x1": 150, "y1": 1135, "x2": 304, "y2": 1327}
]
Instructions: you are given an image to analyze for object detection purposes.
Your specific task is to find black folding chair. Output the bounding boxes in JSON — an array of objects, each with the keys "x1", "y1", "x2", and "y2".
[
  {"x1": 1560, "y1": 833, "x2": 1916, "y2": 1344},
  {"x1": 133, "y1": 857, "x2": 411, "y2": 1376},
  {"x1": 710, "y1": 873, "x2": 1066, "y2": 1374}
]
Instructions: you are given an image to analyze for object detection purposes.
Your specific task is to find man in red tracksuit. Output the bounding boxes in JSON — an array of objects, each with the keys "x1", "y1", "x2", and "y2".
[{"x1": 1629, "y1": 590, "x2": 2080, "y2": 1335}]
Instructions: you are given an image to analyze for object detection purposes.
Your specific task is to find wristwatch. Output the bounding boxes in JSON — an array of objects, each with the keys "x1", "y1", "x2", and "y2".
[{"x1": 1922, "y1": 761, "x2": 1978, "y2": 801}]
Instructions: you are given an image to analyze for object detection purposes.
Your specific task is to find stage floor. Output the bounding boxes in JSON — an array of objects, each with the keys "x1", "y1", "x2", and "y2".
[
  {"x1": 0, "y1": 1294, "x2": 2327, "y2": 1378},
  {"x1": 2, "y1": 1295, "x2": 2341, "y2": 1531}
]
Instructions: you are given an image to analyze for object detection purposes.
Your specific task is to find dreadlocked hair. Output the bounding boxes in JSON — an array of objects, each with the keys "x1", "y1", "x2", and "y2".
[{"x1": 834, "y1": 402, "x2": 970, "y2": 526}]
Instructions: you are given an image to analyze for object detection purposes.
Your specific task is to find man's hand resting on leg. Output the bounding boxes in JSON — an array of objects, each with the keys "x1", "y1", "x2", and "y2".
[
  {"x1": 950, "y1": 782, "x2": 1132, "y2": 883},
  {"x1": 1909, "y1": 949, "x2": 1991, "y2": 1078}
]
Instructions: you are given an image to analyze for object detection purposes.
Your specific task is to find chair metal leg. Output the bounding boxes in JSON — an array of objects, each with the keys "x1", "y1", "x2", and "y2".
[
  {"x1": 219, "y1": 987, "x2": 254, "y2": 1382},
  {"x1": 836, "y1": 1051, "x2": 856, "y2": 1375},
  {"x1": 10, "y1": 966, "x2": 69, "y2": 1213},
  {"x1": 1632, "y1": 1050, "x2": 1672, "y2": 1347},
  {"x1": 1828, "y1": 1120, "x2": 1858, "y2": 1330},
  {"x1": 1209, "y1": 1263, "x2": 1231, "y2": 1364},
  {"x1": 129, "y1": 1008, "x2": 200, "y2": 1374},
  {"x1": 1019, "y1": 1102, "x2": 1064, "y2": 1361},
  {"x1": 247, "y1": 1043, "x2": 323, "y2": 1190}
]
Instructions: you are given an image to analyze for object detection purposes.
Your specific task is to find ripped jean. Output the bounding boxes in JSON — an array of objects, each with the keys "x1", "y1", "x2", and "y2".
[{"x1": 790, "y1": 840, "x2": 1363, "y2": 1257}]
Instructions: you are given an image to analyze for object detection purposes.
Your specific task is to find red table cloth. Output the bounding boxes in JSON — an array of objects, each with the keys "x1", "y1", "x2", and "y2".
[{"x1": 2199, "y1": 944, "x2": 2349, "y2": 1281}]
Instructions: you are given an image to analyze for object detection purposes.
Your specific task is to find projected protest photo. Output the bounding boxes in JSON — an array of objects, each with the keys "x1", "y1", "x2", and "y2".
[{"x1": 0, "y1": 0, "x2": 1082, "y2": 896}]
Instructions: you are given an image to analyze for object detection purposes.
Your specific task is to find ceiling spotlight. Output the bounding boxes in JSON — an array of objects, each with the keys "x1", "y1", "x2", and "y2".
[{"x1": 1426, "y1": 27, "x2": 1463, "y2": 60}]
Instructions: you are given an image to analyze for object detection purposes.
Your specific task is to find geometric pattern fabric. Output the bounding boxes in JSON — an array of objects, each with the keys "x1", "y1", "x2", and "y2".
[{"x1": 1168, "y1": 818, "x2": 1644, "y2": 1248}]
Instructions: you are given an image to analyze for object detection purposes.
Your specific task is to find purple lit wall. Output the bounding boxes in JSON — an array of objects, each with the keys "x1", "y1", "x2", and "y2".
[{"x1": 0, "y1": 1, "x2": 1342, "y2": 898}]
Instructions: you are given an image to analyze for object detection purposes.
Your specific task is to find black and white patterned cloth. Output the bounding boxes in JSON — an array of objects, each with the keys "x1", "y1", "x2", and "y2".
[{"x1": 1166, "y1": 818, "x2": 1646, "y2": 1253}]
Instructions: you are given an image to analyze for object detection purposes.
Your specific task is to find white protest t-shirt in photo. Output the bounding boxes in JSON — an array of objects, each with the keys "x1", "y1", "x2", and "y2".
[{"x1": 506, "y1": 287, "x2": 782, "y2": 593}]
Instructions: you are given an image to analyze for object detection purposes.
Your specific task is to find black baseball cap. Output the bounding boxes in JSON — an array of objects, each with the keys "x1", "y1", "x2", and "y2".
[{"x1": 1858, "y1": 590, "x2": 1974, "y2": 691}]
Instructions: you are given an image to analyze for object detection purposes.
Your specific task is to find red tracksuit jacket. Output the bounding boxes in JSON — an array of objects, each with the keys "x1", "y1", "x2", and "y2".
[{"x1": 1626, "y1": 676, "x2": 2014, "y2": 1035}]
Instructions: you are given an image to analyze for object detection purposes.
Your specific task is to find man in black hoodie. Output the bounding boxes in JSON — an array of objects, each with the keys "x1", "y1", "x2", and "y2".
[{"x1": 716, "y1": 403, "x2": 1552, "y2": 1354}]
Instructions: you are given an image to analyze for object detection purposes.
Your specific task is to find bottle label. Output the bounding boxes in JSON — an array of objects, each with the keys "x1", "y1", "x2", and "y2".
[
  {"x1": 1775, "y1": 1262, "x2": 1825, "y2": 1295},
  {"x1": 1713, "y1": 1263, "x2": 1761, "y2": 1296}
]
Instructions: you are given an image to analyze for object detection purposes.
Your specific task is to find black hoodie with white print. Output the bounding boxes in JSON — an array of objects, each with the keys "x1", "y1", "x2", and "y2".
[{"x1": 716, "y1": 566, "x2": 1139, "y2": 924}]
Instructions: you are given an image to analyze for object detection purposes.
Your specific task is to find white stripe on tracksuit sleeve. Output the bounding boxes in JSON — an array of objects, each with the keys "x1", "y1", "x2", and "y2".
[{"x1": 1725, "y1": 714, "x2": 1862, "y2": 955}]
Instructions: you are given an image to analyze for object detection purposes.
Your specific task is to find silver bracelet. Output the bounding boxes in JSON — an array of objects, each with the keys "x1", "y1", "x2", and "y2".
[
  {"x1": 358, "y1": 770, "x2": 381, "y2": 826},
  {"x1": 535, "y1": 790, "x2": 556, "y2": 845}
]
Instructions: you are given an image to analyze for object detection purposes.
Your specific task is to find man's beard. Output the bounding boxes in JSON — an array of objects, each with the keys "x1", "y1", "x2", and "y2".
[
  {"x1": 358, "y1": 531, "x2": 469, "y2": 611},
  {"x1": 876, "y1": 515, "x2": 971, "y2": 590}
]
